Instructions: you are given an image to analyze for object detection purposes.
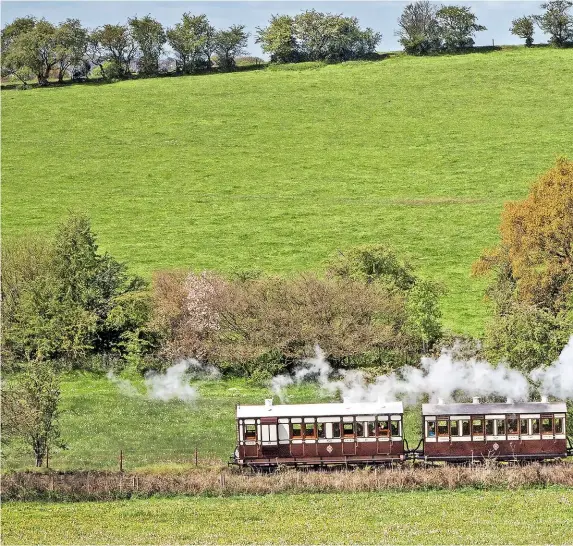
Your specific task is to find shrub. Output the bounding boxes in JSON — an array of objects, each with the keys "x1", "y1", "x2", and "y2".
[
  {"x1": 1, "y1": 214, "x2": 152, "y2": 364},
  {"x1": 152, "y1": 251, "x2": 442, "y2": 375}
]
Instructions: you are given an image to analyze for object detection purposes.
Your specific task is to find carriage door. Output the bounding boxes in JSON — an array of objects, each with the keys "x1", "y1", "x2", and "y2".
[{"x1": 260, "y1": 417, "x2": 279, "y2": 456}]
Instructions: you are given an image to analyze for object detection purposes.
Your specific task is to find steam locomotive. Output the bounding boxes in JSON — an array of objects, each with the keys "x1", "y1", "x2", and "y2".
[{"x1": 232, "y1": 397, "x2": 572, "y2": 468}]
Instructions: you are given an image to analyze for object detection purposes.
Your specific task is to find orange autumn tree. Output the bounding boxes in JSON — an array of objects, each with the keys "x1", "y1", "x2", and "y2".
[{"x1": 474, "y1": 158, "x2": 573, "y2": 370}]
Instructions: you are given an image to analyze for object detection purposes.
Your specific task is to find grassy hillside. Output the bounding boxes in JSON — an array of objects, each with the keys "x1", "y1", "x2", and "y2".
[
  {"x1": 2, "y1": 48, "x2": 573, "y2": 335},
  {"x1": 2, "y1": 374, "x2": 422, "y2": 471},
  {"x1": 5, "y1": 490, "x2": 573, "y2": 544}
]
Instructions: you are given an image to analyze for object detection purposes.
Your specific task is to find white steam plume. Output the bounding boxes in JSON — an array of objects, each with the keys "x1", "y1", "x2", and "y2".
[
  {"x1": 272, "y1": 339, "x2": 573, "y2": 406},
  {"x1": 107, "y1": 359, "x2": 221, "y2": 403},
  {"x1": 531, "y1": 336, "x2": 573, "y2": 399},
  {"x1": 106, "y1": 371, "x2": 141, "y2": 397}
]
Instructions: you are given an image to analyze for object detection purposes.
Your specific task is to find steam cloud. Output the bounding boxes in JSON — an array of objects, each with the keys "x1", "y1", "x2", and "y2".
[
  {"x1": 107, "y1": 359, "x2": 221, "y2": 403},
  {"x1": 532, "y1": 336, "x2": 573, "y2": 400},
  {"x1": 272, "y1": 336, "x2": 573, "y2": 405}
]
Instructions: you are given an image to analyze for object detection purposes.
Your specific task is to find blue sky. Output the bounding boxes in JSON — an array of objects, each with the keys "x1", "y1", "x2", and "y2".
[{"x1": 1, "y1": 1, "x2": 547, "y2": 57}]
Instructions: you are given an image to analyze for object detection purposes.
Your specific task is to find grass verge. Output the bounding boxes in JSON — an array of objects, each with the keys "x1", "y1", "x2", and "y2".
[{"x1": 3, "y1": 489, "x2": 573, "y2": 544}]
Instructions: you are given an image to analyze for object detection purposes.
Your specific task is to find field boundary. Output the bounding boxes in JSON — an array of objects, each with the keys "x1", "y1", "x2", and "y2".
[{"x1": 3, "y1": 463, "x2": 572, "y2": 501}]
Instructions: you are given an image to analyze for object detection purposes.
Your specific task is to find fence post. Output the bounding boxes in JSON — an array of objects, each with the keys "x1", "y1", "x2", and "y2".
[
  {"x1": 195, "y1": 447, "x2": 198, "y2": 467},
  {"x1": 46, "y1": 446, "x2": 49, "y2": 469},
  {"x1": 119, "y1": 449, "x2": 123, "y2": 473}
]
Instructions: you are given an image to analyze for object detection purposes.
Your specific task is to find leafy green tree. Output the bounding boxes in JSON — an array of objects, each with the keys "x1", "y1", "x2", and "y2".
[
  {"x1": 1, "y1": 363, "x2": 63, "y2": 467},
  {"x1": 291, "y1": 10, "x2": 381, "y2": 62},
  {"x1": 1, "y1": 214, "x2": 150, "y2": 363},
  {"x1": 484, "y1": 303, "x2": 571, "y2": 371},
  {"x1": 90, "y1": 24, "x2": 136, "y2": 78},
  {"x1": 129, "y1": 15, "x2": 166, "y2": 75},
  {"x1": 327, "y1": 244, "x2": 416, "y2": 290},
  {"x1": 1, "y1": 18, "x2": 59, "y2": 85},
  {"x1": 214, "y1": 25, "x2": 249, "y2": 71},
  {"x1": 256, "y1": 14, "x2": 299, "y2": 63},
  {"x1": 54, "y1": 18, "x2": 88, "y2": 82},
  {"x1": 406, "y1": 280, "x2": 445, "y2": 352},
  {"x1": 1, "y1": 16, "x2": 36, "y2": 84},
  {"x1": 435, "y1": 5, "x2": 486, "y2": 51},
  {"x1": 396, "y1": 1, "x2": 441, "y2": 55},
  {"x1": 166, "y1": 13, "x2": 214, "y2": 73},
  {"x1": 533, "y1": 0, "x2": 573, "y2": 46},
  {"x1": 510, "y1": 16, "x2": 535, "y2": 46}
]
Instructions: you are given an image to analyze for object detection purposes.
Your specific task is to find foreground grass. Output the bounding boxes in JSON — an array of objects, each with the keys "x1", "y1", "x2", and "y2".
[
  {"x1": 3, "y1": 48, "x2": 573, "y2": 335},
  {"x1": 4, "y1": 489, "x2": 573, "y2": 544},
  {"x1": 2, "y1": 374, "x2": 421, "y2": 471}
]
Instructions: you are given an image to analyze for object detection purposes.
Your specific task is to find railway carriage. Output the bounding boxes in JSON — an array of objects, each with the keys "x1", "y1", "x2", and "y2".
[
  {"x1": 422, "y1": 397, "x2": 568, "y2": 462},
  {"x1": 233, "y1": 399, "x2": 405, "y2": 468}
]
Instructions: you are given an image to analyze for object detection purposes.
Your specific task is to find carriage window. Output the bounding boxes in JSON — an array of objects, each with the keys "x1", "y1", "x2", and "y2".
[
  {"x1": 555, "y1": 417, "x2": 565, "y2": 434},
  {"x1": 377, "y1": 420, "x2": 390, "y2": 437},
  {"x1": 317, "y1": 423, "x2": 326, "y2": 439},
  {"x1": 485, "y1": 420, "x2": 494, "y2": 435},
  {"x1": 450, "y1": 420, "x2": 459, "y2": 436},
  {"x1": 507, "y1": 418, "x2": 518, "y2": 434},
  {"x1": 427, "y1": 421, "x2": 436, "y2": 437},
  {"x1": 520, "y1": 419, "x2": 529, "y2": 435},
  {"x1": 343, "y1": 423, "x2": 354, "y2": 437},
  {"x1": 541, "y1": 418, "x2": 553, "y2": 434},
  {"x1": 367, "y1": 421, "x2": 376, "y2": 437},
  {"x1": 495, "y1": 419, "x2": 505, "y2": 436},
  {"x1": 355, "y1": 422, "x2": 365, "y2": 437},
  {"x1": 472, "y1": 419, "x2": 483, "y2": 435},
  {"x1": 332, "y1": 422, "x2": 341, "y2": 438},
  {"x1": 461, "y1": 419, "x2": 470, "y2": 436},
  {"x1": 304, "y1": 423, "x2": 316, "y2": 439},
  {"x1": 531, "y1": 418, "x2": 540, "y2": 434},
  {"x1": 291, "y1": 423, "x2": 302, "y2": 439},
  {"x1": 438, "y1": 420, "x2": 449, "y2": 436},
  {"x1": 245, "y1": 424, "x2": 256, "y2": 440},
  {"x1": 391, "y1": 420, "x2": 401, "y2": 437}
]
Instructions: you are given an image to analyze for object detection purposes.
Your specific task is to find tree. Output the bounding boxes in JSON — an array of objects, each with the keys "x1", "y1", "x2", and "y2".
[
  {"x1": 435, "y1": 5, "x2": 486, "y2": 51},
  {"x1": 166, "y1": 13, "x2": 213, "y2": 73},
  {"x1": 90, "y1": 24, "x2": 136, "y2": 78},
  {"x1": 1, "y1": 363, "x2": 63, "y2": 467},
  {"x1": 533, "y1": 0, "x2": 573, "y2": 47},
  {"x1": 396, "y1": 1, "x2": 441, "y2": 55},
  {"x1": 474, "y1": 158, "x2": 573, "y2": 369},
  {"x1": 54, "y1": 19, "x2": 88, "y2": 82},
  {"x1": 129, "y1": 15, "x2": 166, "y2": 76},
  {"x1": 1, "y1": 18, "x2": 59, "y2": 85},
  {"x1": 256, "y1": 14, "x2": 299, "y2": 63},
  {"x1": 1, "y1": 214, "x2": 150, "y2": 363},
  {"x1": 406, "y1": 280, "x2": 445, "y2": 352},
  {"x1": 214, "y1": 25, "x2": 249, "y2": 71},
  {"x1": 1, "y1": 16, "x2": 37, "y2": 85},
  {"x1": 510, "y1": 16, "x2": 535, "y2": 47},
  {"x1": 257, "y1": 10, "x2": 380, "y2": 64},
  {"x1": 327, "y1": 244, "x2": 416, "y2": 290}
]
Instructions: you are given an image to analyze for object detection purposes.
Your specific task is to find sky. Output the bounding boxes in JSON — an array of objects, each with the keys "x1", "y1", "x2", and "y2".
[{"x1": 1, "y1": 1, "x2": 548, "y2": 57}]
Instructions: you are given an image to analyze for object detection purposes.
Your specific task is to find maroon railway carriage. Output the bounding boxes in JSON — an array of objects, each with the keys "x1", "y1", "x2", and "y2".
[
  {"x1": 422, "y1": 397, "x2": 568, "y2": 462},
  {"x1": 233, "y1": 399, "x2": 405, "y2": 468}
]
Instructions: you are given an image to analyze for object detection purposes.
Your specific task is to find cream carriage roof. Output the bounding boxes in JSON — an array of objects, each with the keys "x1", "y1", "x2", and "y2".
[{"x1": 237, "y1": 401, "x2": 404, "y2": 419}]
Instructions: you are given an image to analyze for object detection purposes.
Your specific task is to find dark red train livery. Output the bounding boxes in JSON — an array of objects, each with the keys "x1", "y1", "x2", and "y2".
[
  {"x1": 232, "y1": 398, "x2": 570, "y2": 468},
  {"x1": 422, "y1": 398, "x2": 567, "y2": 462},
  {"x1": 234, "y1": 400, "x2": 405, "y2": 468}
]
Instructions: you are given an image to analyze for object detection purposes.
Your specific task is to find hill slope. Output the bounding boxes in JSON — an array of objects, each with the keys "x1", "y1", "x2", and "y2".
[{"x1": 2, "y1": 48, "x2": 572, "y2": 335}]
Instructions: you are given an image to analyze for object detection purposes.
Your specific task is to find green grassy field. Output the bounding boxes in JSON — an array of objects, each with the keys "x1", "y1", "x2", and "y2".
[
  {"x1": 4, "y1": 489, "x2": 573, "y2": 544},
  {"x1": 3, "y1": 48, "x2": 573, "y2": 335},
  {"x1": 2, "y1": 374, "x2": 422, "y2": 471}
]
